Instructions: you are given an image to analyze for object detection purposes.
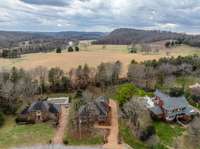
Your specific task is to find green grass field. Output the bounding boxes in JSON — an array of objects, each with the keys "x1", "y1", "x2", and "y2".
[
  {"x1": 119, "y1": 120, "x2": 185, "y2": 149},
  {"x1": 0, "y1": 117, "x2": 55, "y2": 149},
  {"x1": 153, "y1": 121, "x2": 185, "y2": 147},
  {"x1": 119, "y1": 121, "x2": 148, "y2": 149},
  {"x1": 64, "y1": 133, "x2": 104, "y2": 145}
]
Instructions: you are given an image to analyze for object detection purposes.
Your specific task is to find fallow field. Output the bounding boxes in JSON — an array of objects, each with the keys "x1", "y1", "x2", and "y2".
[{"x1": 0, "y1": 44, "x2": 200, "y2": 75}]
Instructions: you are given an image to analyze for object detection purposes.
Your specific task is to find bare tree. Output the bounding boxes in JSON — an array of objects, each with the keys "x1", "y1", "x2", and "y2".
[
  {"x1": 127, "y1": 64, "x2": 146, "y2": 88},
  {"x1": 30, "y1": 66, "x2": 48, "y2": 94}
]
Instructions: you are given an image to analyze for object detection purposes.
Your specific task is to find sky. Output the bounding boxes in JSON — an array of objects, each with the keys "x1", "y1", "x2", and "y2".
[{"x1": 0, "y1": 0, "x2": 200, "y2": 33}]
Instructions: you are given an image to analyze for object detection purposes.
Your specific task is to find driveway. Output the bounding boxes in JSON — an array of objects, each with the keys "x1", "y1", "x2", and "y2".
[
  {"x1": 102, "y1": 99, "x2": 124, "y2": 149},
  {"x1": 52, "y1": 105, "x2": 69, "y2": 144}
]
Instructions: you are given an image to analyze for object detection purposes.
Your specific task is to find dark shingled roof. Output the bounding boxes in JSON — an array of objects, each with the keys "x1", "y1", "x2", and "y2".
[
  {"x1": 20, "y1": 106, "x2": 29, "y2": 115},
  {"x1": 28, "y1": 101, "x2": 49, "y2": 112},
  {"x1": 149, "y1": 106, "x2": 163, "y2": 115},
  {"x1": 49, "y1": 103, "x2": 60, "y2": 113},
  {"x1": 79, "y1": 96, "x2": 110, "y2": 118}
]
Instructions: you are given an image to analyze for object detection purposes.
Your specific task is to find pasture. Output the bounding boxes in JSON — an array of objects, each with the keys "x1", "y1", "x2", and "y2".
[{"x1": 0, "y1": 44, "x2": 200, "y2": 75}]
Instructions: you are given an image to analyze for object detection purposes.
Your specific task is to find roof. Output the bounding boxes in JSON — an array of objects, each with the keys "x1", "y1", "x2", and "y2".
[
  {"x1": 185, "y1": 106, "x2": 197, "y2": 115},
  {"x1": 28, "y1": 100, "x2": 49, "y2": 112},
  {"x1": 20, "y1": 106, "x2": 29, "y2": 115},
  {"x1": 79, "y1": 96, "x2": 110, "y2": 118},
  {"x1": 79, "y1": 102, "x2": 99, "y2": 117},
  {"x1": 155, "y1": 90, "x2": 189, "y2": 110},
  {"x1": 96, "y1": 96, "x2": 109, "y2": 103},
  {"x1": 47, "y1": 97, "x2": 69, "y2": 105},
  {"x1": 149, "y1": 106, "x2": 163, "y2": 115},
  {"x1": 22, "y1": 100, "x2": 61, "y2": 114},
  {"x1": 49, "y1": 103, "x2": 60, "y2": 113}
]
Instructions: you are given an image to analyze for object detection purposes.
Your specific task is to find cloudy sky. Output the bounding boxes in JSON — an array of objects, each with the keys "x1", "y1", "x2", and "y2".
[{"x1": 0, "y1": 0, "x2": 200, "y2": 33}]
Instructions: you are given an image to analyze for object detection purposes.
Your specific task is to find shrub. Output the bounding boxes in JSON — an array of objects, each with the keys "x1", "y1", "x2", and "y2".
[
  {"x1": 140, "y1": 126, "x2": 155, "y2": 141},
  {"x1": 115, "y1": 83, "x2": 152, "y2": 106},
  {"x1": 68, "y1": 46, "x2": 74, "y2": 52},
  {"x1": 115, "y1": 83, "x2": 138, "y2": 106},
  {"x1": 56, "y1": 47, "x2": 62, "y2": 53},
  {"x1": 75, "y1": 46, "x2": 79, "y2": 52}
]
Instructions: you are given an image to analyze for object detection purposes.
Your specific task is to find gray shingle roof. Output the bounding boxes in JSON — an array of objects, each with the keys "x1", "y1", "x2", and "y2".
[
  {"x1": 23, "y1": 100, "x2": 60, "y2": 114},
  {"x1": 28, "y1": 101, "x2": 49, "y2": 112},
  {"x1": 149, "y1": 106, "x2": 163, "y2": 115},
  {"x1": 155, "y1": 90, "x2": 189, "y2": 110},
  {"x1": 78, "y1": 96, "x2": 110, "y2": 118},
  {"x1": 49, "y1": 103, "x2": 60, "y2": 113}
]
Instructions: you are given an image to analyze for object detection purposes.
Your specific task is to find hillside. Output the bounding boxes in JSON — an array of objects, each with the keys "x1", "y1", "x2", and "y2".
[
  {"x1": 0, "y1": 31, "x2": 105, "y2": 48},
  {"x1": 94, "y1": 28, "x2": 200, "y2": 47}
]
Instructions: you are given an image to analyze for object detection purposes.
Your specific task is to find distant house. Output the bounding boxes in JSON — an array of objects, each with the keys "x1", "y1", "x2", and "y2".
[
  {"x1": 78, "y1": 96, "x2": 110, "y2": 125},
  {"x1": 145, "y1": 90, "x2": 196, "y2": 121},
  {"x1": 47, "y1": 97, "x2": 70, "y2": 108},
  {"x1": 18, "y1": 100, "x2": 60, "y2": 123}
]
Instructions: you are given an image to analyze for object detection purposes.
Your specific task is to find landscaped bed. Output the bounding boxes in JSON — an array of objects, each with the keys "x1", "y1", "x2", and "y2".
[{"x1": 0, "y1": 117, "x2": 55, "y2": 149}]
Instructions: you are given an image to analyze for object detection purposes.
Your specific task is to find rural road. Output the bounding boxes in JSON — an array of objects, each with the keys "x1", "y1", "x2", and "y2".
[
  {"x1": 52, "y1": 105, "x2": 69, "y2": 144},
  {"x1": 103, "y1": 99, "x2": 124, "y2": 149}
]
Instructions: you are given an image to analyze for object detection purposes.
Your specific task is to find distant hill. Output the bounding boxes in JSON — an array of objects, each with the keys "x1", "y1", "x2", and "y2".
[
  {"x1": 0, "y1": 31, "x2": 105, "y2": 48},
  {"x1": 93, "y1": 28, "x2": 200, "y2": 47}
]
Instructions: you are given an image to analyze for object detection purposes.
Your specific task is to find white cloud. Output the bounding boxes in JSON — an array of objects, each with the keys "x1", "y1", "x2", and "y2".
[{"x1": 0, "y1": 0, "x2": 200, "y2": 33}]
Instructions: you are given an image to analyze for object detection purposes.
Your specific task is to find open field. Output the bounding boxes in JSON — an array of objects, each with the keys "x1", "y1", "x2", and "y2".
[
  {"x1": 0, "y1": 117, "x2": 55, "y2": 149},
  {"x1": 0, "y1": 45, "x2": 200, "y2": 75}
]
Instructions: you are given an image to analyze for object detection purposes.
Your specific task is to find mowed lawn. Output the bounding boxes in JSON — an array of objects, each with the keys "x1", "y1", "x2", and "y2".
[
  {"x1": 153, "y1": 121, "x2": 185, "y2": 147},
  {"x1": 0, "y1": 117, "x2": 55, "y2": 149}
]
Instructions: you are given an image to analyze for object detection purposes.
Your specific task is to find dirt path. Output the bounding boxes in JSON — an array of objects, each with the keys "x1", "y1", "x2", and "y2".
[
  {"x1": 102, "y1": 99, "x2": 124, "y2": 149},
  {"x1": 52, "y1": 105, "x2": 68, "y2": 144}
]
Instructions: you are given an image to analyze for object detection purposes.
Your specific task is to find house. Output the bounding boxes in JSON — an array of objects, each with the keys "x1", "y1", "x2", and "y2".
[
  {"x1": 47, "y1": 97, "x2": 69, "y2": 108},
  {"x1": 17, "y1": 100, "x2": 60, "y2": 123},
  {"x1": 145, "y1": 90, "x2": 196, "y2": 121},
  {"x1": 78, "y1": 96, "x2": 110, "y2": 125}
]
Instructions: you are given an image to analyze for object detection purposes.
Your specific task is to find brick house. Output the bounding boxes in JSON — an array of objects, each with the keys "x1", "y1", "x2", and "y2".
[
  {"x1": 145, "y1": 90, "x2": 196, "y2": 121},
  {"x1": 18, "y1": 100, "x2": 60, "y2": 123},
  {"x1": 78, "y1": 96, "x2": 111, "y2": 125}
]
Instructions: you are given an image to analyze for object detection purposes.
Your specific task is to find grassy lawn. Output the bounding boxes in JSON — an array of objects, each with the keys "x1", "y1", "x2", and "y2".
[
  {"x1": 64, "y1": 133, "x2": 104, "y2": 145},
  {"x1": 0, "y1": 117, "x2": 55, "y2": 149},
  {"x1": 119, "y1": 121, "x2": 148, "y2": 149},
  {"x1": 119, "y1": 120, "x2": 185, "y2": 149},
  {"x1": 153, "y1": 121, "x2": 185, "y2": 147}
]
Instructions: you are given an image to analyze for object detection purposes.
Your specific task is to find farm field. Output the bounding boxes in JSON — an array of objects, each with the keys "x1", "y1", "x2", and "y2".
[{"x1": 0, "y1": 44, "x2": 200, "y2": 75}]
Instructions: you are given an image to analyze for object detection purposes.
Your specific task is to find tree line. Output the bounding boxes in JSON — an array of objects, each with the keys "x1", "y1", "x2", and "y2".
[
  {"x1": 0, "y1": 61, "x2": 122, "y2": 115},
  {"x1": 1, "y1": 55, "x2": 200, "y2": 116}
]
